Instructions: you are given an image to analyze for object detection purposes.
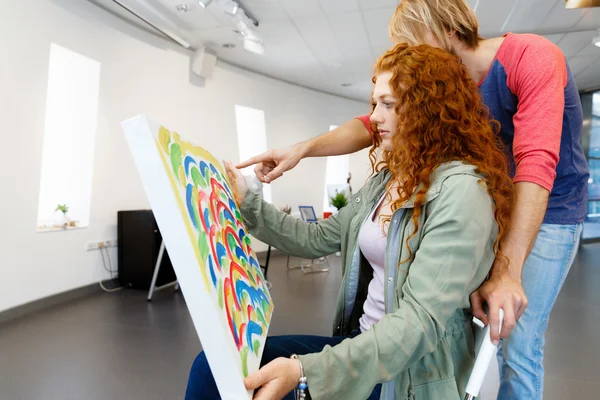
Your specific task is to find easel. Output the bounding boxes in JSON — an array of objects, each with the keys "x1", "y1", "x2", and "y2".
[{"x1": 147, "y1": 241, "x2": 178, "y2": 301}]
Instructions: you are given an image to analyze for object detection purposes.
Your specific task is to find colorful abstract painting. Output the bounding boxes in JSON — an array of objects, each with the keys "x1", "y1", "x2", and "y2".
[{"x1": 122, "y1": 115, "x2": 273, "y2": 399}]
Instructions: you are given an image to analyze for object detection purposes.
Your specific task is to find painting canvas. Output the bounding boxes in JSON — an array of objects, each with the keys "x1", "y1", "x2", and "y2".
[{"x1": 122, "y1": 115, "x2": 273, "y2": 399}]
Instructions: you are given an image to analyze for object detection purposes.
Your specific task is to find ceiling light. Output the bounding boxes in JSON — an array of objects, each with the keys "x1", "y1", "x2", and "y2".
[
  {"x1": 216, "y1": 0, "x2": 259, "y2": 27},
  {"x1": 593, "y1": 30, "x2": 600, "y2": 48},
  {"x1": 198, "y1": 0, "x2": 213, "y2": 8},
  {"x1": 243, "y1": 38, "x2": 264, "y2": 55},
  {"x1": 565, "y1": 0, "x2": 600, "y2": 9},
  {"x1": 211, "y1": 0, "x2": 263, "y2": 55},
  {"x1": 176, "y1": 4, "x2": 196, "y2": 12}
]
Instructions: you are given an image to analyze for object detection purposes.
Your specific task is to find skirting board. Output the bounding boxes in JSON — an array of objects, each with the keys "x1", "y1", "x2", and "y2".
[{"x1": 0, "y1": 283, "x2": 102, "y2": 326}]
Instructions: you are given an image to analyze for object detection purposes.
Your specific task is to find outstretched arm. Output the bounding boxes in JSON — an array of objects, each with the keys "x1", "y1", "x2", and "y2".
[
  {"x1": 225, "y1": 161, "x2": 350, "y2": 259},
  {"x1": 236, "y1": 118, "x2": 371, "y2": 183}
]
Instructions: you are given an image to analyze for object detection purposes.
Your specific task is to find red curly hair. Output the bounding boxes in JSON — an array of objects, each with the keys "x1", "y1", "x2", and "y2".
[{"x1": 370, "y1": 43, "x2": 513, "y2": 262}]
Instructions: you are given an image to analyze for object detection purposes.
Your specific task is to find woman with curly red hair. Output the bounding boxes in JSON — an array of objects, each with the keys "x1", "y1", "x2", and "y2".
[{"x1": 185, "y1": 43, "x2": 513, "y2": 400}]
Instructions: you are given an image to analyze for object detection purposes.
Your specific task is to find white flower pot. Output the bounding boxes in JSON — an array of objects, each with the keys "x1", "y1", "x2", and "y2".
[{"x1": 56, "y1": 213, "x2": 70, "y2": 228}]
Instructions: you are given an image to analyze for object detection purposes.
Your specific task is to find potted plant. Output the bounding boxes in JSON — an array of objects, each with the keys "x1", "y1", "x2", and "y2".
[
  {"x1": 280, "y1": 205, "x2": 292, "y2": 215},
  {"x1": 330, "y1": 192, "x2": 348, "y2": 211},
  {"x1": 55, "y1": 204, "x2": 70, "y2": 229}
]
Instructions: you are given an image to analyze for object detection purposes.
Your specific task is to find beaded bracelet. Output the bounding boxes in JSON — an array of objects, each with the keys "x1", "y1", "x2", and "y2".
[{"x1": 290, "y1": 354, "x2": 308, "y2": 400}]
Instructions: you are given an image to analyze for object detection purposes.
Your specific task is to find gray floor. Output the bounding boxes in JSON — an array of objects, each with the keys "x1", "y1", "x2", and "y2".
[{"x1": 0, "y1": 245, "x2": 598, "y2": 400}]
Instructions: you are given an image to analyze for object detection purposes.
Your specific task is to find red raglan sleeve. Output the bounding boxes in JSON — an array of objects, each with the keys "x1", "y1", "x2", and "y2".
[
  {"x1": 355, "y1": 114, "x2": 373, "y2": 135},
  {"x1": 504, "y1": 36, "x2": 567, "y2": 192}
]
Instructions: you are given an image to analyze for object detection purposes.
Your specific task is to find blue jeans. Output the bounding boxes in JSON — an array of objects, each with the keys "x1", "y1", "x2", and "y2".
[
  {"x1": 496, "y1": 223, "x2": 582, "y2": 400},
  {"x1": 185, "y1": 333, "x2": 382, "y2": 400}
]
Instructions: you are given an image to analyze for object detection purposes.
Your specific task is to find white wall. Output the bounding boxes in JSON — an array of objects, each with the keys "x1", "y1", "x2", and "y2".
[{"x1": 0, "y1": 0, "x2": 369, "y2": 313}]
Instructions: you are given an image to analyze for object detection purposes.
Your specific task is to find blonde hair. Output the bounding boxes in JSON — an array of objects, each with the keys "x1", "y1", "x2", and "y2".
[{"x1": 389, "y1": 0, "x2": 481, "y2": 51}]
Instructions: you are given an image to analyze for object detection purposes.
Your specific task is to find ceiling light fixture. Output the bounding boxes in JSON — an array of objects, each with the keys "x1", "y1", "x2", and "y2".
[
  {"x1": 565, "y1": 0, "x2": 600, "y2": 9},
  {"x1": 243, "y1": 38, "x2": 264, "y2": 55},
  {"x1": 198, "y1": 0, "x2": 213, "y2": 8},
  {"x1": 217, "y1": 0, "x2": 258, "y2": 26},
  {"x1": 176, "y1": 4, "x2": 195, "y2": 12},
  {"x1": 218, "y1": 0, "x2": 263, "y2": 54},
  {"x1": 593, "y1": 30, "x2": 600, "y2": 48}
]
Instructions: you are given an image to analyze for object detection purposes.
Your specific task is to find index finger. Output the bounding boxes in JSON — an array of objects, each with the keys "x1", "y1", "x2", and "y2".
[{"x1": 237, "y1": 152, "x2": 270, "y2": 169}]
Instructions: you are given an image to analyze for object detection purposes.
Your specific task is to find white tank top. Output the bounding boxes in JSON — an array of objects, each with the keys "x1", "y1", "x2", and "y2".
[{"x1": 358, "y1": 195, "x2": 388, "y2": 332}]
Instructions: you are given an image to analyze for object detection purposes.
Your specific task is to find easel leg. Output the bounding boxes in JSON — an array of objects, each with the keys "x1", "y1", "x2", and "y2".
[{"x1": 147, "y1": 241, "x2": 166, "y2": 301}]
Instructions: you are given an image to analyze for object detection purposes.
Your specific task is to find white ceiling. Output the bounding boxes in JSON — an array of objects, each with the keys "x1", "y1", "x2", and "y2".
[{"x1": 92, "y1": 0, "x2": 600, "y2": 101}]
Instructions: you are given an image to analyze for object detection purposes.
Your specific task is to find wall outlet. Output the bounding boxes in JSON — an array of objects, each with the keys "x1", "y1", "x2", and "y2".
[
  {"x1": 104, "y1": 239, "x2": 118, "y2": 248},
  {"x1": 85, "y1": 239, "x2": 118, "y2": 252}
]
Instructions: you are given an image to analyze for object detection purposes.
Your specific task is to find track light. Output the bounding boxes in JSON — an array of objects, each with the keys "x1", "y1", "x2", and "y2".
[{"x1": 593, "y1": 30, "x2": 600, "y2": 48}]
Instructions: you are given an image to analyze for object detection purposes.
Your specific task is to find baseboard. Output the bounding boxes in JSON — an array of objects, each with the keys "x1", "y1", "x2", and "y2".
[{"x1": 0, "y1": 283, "x2": 102, "y2": 326}]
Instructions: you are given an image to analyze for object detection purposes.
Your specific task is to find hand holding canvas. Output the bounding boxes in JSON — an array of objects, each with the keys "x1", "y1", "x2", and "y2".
[
  {"x1": 244, "y1": 357, "x2": 302, "y2": 400},
  {"x1": 224, "y1": 161, "x2": 249, "y2": 205}
]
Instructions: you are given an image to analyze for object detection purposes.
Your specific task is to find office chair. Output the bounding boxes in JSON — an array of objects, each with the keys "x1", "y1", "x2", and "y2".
[{"x1": 286, "y1": 206, "x2": 330, "y2": 274}]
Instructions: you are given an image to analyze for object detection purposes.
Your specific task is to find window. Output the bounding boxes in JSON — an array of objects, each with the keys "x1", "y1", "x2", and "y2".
[
  {"x1": 583, "y1": 92, "x2": 600, "y2": 240},
  {"x1": 323, "y1": 125, "x2": 350, "y2": 212},
  {"x1": 234, "y1": 105, "x2": 271, "y2": 203},
  {"x1": 37, "y1": 44, "x2": 101, "y2": 231}
]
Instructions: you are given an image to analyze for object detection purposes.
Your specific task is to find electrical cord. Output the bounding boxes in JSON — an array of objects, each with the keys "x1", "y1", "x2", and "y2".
[
  {"x1": 99, "y1": 244, "x2": 124, "y2": 293},
  {"x1": 100, "y1": 244, "x2": 117, "y2": 276}
]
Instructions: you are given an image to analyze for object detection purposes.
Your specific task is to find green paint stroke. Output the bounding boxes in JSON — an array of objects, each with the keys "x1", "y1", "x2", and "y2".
[
  {"x1": 261, "y1": 299, "x2": 270, "y2": 314},
  {"x1": 192, "y1": 189, "x2": 201, "y2": 228},
  {"x1": 227, "y1": 234, "x2": 237, "y2": 252},
  {"x1": 247, "y1": 272, "x2": 256, "y2": 286},
  {"x1": 198, "y1": 234, "x2": 209, "y2": 261},
  {"x1": 253, "y1": 340, "x2": 260, "y2": 357},
  {"x1": 191, "y1": 167, "x2": 202, "y2": 187},
  {"x1": 241, "y1": 291, "x2": 250, "y2": 305},
  {"x1": 241, "y1": 347, "x2": 249, "y2": 377},
  {"x1": 218, "y1": 279, "x2": 224, "y2": 309},
  {"x1": 257, "y1": 308, "x2": 267, "y2": 327},
  {"x1": 169, "y1": 143, "x2": 183, "y2": 182}
]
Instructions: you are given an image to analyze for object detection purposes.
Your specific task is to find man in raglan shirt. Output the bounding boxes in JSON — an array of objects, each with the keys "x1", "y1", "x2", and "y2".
[{"x1": 237, "y1": 1, "x2": 589, "y2": 399}]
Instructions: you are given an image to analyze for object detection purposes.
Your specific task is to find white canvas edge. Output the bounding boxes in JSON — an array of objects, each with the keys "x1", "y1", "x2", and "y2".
[{"x1": 122, "y1": 114, "x2": 252, "y2": 400}]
